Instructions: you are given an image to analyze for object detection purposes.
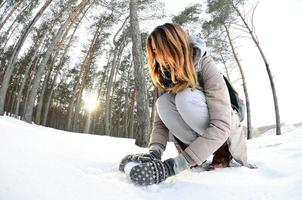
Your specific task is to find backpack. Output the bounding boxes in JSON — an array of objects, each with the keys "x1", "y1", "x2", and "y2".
[
  {"x1": 222, "y1": 75, "x2": 246, "y2": 122},
  {"x1": 197, "y1": 73, "x2": 246, "y2": 122}
]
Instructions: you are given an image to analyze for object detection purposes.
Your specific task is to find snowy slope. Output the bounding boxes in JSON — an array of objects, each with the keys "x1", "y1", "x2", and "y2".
[{"x1": 0, "y1": 116, "x2": 301, "y2": 200}]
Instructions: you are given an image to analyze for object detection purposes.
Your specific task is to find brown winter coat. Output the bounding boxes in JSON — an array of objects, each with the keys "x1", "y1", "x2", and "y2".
[{"x1": 149, "y1": 55, "x2": 248, "y2": 167}]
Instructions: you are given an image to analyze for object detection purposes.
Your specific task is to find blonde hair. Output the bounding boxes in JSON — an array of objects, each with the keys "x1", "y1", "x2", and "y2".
[{"x1": 146, "y1": 23, "x2": 197, "y2": 93}]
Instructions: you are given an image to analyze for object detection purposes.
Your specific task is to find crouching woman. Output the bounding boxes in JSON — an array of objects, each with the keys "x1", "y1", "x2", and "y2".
[{"x1": 119, "y1": 23, "x2": 251, "y2": 186}]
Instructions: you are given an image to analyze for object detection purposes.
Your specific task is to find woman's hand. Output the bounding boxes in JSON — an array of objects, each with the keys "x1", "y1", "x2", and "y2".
[
  {"x1": 118, "y1": 151, "x2": 161, "y2": 173},
  {"x1": 128, "y1": 158, "x2": 175, "y2": 185},
  {"x1": 127, "y1": 154, "x2": 190, "y2": 185}
]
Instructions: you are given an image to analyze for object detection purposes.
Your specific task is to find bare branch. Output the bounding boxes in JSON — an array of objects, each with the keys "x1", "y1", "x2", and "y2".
[
  {"x1": 232, "y1": 22, "x2": 246, "y2": 29},
  {"x1": 113, "y1": 15, "x2": 129, "y2": 46},
  {"x1": 252, "y1": 1, "x2": 259, "y2": 42},
  {"x1": 233, "y1": 77, "x2": 242, "y2": 85},
  {"x1": 234, "y1": 45, "x2": 243, "y2": 51},
  {"x1": 233, "y1": 34, "x2": 253, "y2": 40},
  {"x1": 241, "y1": 1, "x2": 247, "y2": 18},
  {"x1": 229, "y1": 65, "x2": 237, "y2": 73},
  {"x1": 231, "y1": 25, "x2": 250, "y2": 34},
  {"x1": 251, "y1": 1, "x2": 259, "y2": 33}
]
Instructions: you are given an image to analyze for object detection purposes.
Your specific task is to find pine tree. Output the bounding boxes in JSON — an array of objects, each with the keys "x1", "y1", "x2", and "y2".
[
  {"x1": 0, "y1": 0, "x2": 52, "y2": 115},
  {"x1": 129, "y1": 0, "x2": 151, "y2": 147}
]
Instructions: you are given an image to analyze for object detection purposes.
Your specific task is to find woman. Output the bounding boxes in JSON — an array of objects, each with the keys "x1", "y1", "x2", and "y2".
[{"x1": 119, "y1": 23, "x2": 250, "y2": 185}]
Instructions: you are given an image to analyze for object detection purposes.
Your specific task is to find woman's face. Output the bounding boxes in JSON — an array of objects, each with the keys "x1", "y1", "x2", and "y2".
[{"x1": 151, "y1": 38, "x2": 169, "y2": 67}]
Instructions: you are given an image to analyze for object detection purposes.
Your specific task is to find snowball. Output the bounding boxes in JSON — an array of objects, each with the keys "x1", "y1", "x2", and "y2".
[{"x1": 124, "y1": 161, "x2": 140, "y2": 176}]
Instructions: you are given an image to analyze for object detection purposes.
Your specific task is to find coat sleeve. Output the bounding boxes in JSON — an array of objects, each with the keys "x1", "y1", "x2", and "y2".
[
  {"x1": 148, "y1": 88, "x2": 169, "y2": 150},
  {"x1": 182, "y1": 56, "x2": 232, "y2": 166}
]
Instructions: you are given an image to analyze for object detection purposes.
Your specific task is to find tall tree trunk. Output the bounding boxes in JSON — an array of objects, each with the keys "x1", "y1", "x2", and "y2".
[
  {"x1": 150, "y1": 88, "x2": 156, "y2": 134},
  {"x1": 10, "y1": 91, "x2": 17, "y2": 116},
  {"x1": 67, "y1": 18, "x2": 103, "y2": 131},
  {"x1": 0, "y1": 0, "x2": 34, "y2": 49},
  {"x1": 72, "y1": 94, "x2": 82, "y2": 132},
  {"x1": 129, "y1": 91, "x2": 135, "y2": 139},
  {"x1": 105, "y1": 41, "x2": 125, "y2": 135},
  {"x1": 108, "y1": 44, "x2": 125, "y2": 129},
  {"x1": 104, "y1": 40, "x2": 126, "y2": 135},
  {"x1": 15, "y1": 36, "x2": 46, "y2": 116},
  {"x1": 7, "y1": 75, "x2": 18, "y2": 115},
  {"x1": 220, "y1": 54, "x2": 231, "y2": 81},
  {"x1": 1, "y1": 15, "x2": 17, "y2": 49},
  {"x1": 123, "y1": 65, "x2": 132, "y2": 138},
  {"x1": 5, "y1": 90, "x2": 12, "y2": 115},
  {"x1": 96, "y1": 55, "x2": 111, "y2": 100},
  {"x1": 0, "y1": 0, "x2": 22, "y2": 31},
  {"x1": 44, "y1": 60, "x2": 76, "y2": 126},
  {"x1": 104, "y1": 47, "x2": 117, "y2": 136},
  {"x1": 0, "y1": 0, "x2": 8, "y2": 10},
  {"x1": 116, "y1": 105, "x2": 121, "y2": 137},
  {"x1": 35, "y1": 63, "x2": 54, "y2": 124},
  {"x1": 104, "y1": 16, "x2": 129, "y2": 136},
  {"x1": 129, "y1": 0, "x2": 150, "y2": 147},
  {"x1": 22, "y1": 51, "x2": 41, "y2": 118},
  {"x1": 24, "y1": 0, "x2": 89, "y2": 123},
  {"x1": 26, "y1": 0, "x2": 84, "y2": 122},
  {"x1": 224, "y1": 24, "x2": 252, "y2": 139},
  {"x1": 36, "y1": 34, "x2": 67, "y2": 125},
  {"x1": 1, "y1": 24, "x2": 18, "y2": 50},
  {"x1": 0, "y1": 0, "x2": 11, "y2": 19},
  {"x1": 231, "y1": 2, "x2": 281, "y2": 135},
  {"x1": 0, "y1": 0, "x2": 52, "y2": 115},
  {"x1": 43, "y1": 9, "x2": 85, "y2": 127},
  {"x1": 93, "y1": 54, "x2": 111, "y2": 134}
]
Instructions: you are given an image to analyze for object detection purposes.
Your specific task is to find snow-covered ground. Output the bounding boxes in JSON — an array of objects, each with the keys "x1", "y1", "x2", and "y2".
[{"x1": 0, "y1": 116, "x2": 301, "y2": 200}]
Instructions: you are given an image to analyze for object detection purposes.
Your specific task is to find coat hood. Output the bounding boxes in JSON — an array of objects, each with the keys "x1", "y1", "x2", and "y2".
[{"x1": 189, "y1": 35, "x2": 207, "y2": 72}]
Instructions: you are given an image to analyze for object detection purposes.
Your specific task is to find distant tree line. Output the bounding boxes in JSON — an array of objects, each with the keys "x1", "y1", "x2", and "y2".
[{"x1": 0, "y1": 0, "x2": 281, "y2": 147}]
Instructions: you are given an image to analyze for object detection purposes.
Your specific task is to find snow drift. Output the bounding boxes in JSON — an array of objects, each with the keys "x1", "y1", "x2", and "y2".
[{"x1": 0, "y1": 116, "x2": 301, "y2": 200}]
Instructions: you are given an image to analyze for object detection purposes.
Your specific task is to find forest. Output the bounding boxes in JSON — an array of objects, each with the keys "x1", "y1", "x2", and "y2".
[{"x1": 0, "y1": 0, "x2": 281, "y2": 146}]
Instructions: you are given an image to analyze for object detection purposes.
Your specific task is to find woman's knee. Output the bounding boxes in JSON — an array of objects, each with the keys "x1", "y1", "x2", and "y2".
[
  {"x1": 156, "y1": 93, "x2": 175, "y2": 115},
  {"x1": 175, "y1": 88, "x2": 209, "y2": 133},
  {"x1": 175, "y1": 88, "x2": 207, "y2": 111}
]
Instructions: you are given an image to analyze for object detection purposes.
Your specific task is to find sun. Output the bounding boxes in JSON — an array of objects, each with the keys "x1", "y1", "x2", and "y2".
[{"x1": 83, "y1": 91, "x2": 98, "y2": 112}]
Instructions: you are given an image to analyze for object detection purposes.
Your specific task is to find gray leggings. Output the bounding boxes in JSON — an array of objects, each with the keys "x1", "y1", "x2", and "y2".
[{"x1": 156, "y1": 88, "x2": 209, "y2": 145}]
